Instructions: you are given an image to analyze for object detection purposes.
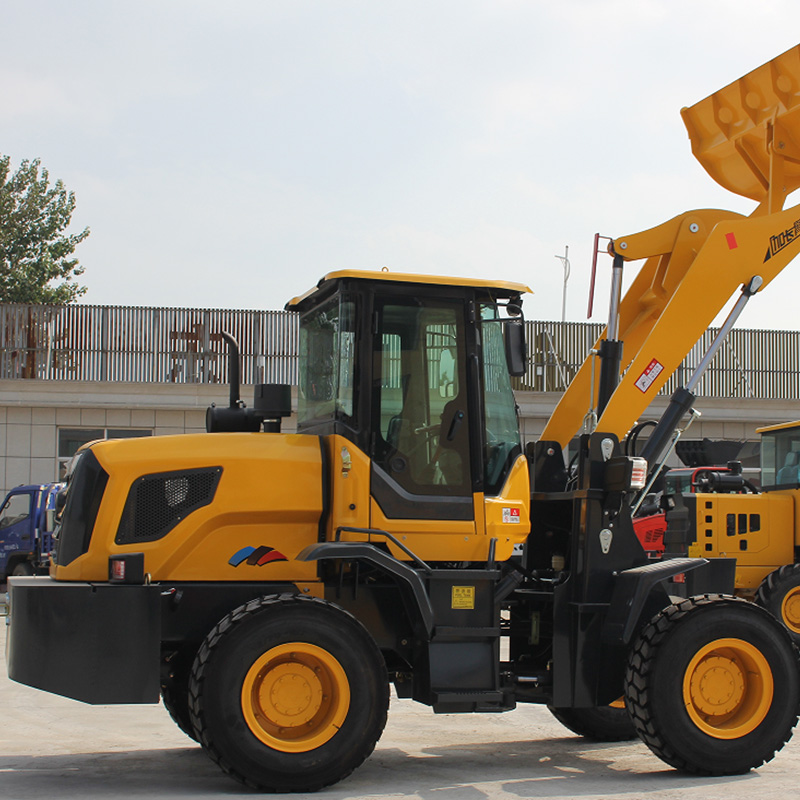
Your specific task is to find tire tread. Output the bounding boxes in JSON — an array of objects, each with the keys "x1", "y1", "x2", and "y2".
[
  {"x1": 188, "y1": 592, "x2": 388, "y2": 793},
  {"x1": 625, "y1": 594, "x2": 800, "y2": 775},
  {"x1": 756, "y1": 563, "x2": 800, "y2": 643}
]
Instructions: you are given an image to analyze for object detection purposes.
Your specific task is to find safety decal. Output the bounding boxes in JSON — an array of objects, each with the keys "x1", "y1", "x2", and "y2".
[
  {"x1": 634, "y1": 358, "x2": 663, "y2": 393},
  {"x1": 451, "y1": 586, "x2": 475, "y2": 610},
  {"x1": 502, "y1": 507, "x2": 521, "y2": 524},
  {"x1": 229, "y1": 545, "x2": 288, "y2": 567}
]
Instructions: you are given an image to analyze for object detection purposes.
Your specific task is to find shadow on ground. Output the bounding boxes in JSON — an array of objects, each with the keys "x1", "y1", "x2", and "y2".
[{"x1": 0, "y1": 734, "x2": 759, "y2": 800}]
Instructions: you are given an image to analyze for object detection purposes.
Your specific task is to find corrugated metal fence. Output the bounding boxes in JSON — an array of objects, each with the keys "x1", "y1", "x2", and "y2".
[
  {"x1": 1, "y1": 304, "x2": 798, "y2": 399},
  {"x1": 0, "y1": 305, "x2": 298, "y2": 385},
  {"x1": 521, "y1": 321, "x2": 800, "y2": 398}
]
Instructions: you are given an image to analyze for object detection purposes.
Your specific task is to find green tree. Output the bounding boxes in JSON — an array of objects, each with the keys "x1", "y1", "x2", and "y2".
[{"x1": 0, "y1": 154, "x2": 89, "y2": 304}]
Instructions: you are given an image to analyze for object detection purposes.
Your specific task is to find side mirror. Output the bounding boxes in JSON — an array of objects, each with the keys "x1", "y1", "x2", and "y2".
[{"x1": 504, "y1": 319, "x2": 526, "y2": 377}]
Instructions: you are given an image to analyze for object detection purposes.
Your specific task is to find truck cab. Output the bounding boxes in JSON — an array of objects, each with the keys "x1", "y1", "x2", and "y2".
[{"x1": 0, "y1": 483, "x2": 63, "y2": 579}]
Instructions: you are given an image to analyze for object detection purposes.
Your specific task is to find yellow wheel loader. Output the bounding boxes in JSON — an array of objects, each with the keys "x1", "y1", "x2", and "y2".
[
  {"x1": 6, "y1": 45, "x2": 800, "y2": 793},
  {"x1": 663, "y1": 419, "x2": 800, "y2": 643}
]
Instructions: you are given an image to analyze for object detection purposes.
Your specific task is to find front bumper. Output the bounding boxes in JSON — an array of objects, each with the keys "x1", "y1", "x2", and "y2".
[{"x1": 6, "y1": 576, "x2": 160, "y2": 704}]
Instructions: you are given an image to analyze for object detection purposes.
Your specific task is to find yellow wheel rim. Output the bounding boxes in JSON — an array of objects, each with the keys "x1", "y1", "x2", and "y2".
[
  {"x1": 781, "y1": 586, "x2": 800, "y2": 635},
  {"x1": 609, "y1": 696, "x2": 626, "y2": 709},
  {"x1": 241, "y1": 642, "x2": 350, "y2": 753},
  {"x1": 682, "y1": 637, "x2": 773, "y2": 739}
]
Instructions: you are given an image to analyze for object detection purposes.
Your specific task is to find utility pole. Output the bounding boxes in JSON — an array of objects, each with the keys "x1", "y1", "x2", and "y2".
[{"x1": 555, "y1": 246, "x2": 570, "y2": 322}]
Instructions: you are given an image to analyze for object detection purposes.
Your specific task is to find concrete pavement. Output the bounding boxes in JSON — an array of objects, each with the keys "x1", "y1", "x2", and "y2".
[{"x1": 2, "y1": 614, "x2": 799, "y2": 799}]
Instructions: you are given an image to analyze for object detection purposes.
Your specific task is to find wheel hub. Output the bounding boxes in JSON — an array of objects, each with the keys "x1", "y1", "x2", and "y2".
[
  {"x1": 781, "y1": 587, "x2": 800, "y2": 633},
  {"x1": 682, "y1": 637, "x2": 773, "y2": 739},
  {"x1": 241, "y1": 642, "x2": 350, "y2": 753},
  {"x1": 689, "y1": 655, "x2": 745, "y2": 716},
  {"x1": 260, "y1": 662, "x2": 323, "y2": 725}
]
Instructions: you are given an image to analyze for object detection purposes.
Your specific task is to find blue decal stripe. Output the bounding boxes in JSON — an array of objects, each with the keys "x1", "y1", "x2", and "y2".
[{"x1": 229, "y1": 546, "x2": 256, "y2": 567}]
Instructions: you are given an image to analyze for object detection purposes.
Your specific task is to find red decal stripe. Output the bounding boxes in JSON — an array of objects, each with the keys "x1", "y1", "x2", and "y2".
[
  {"x1": 257, "y1": 550, "x2": 288, "y2": 565},
  {"x1": 726, "y1": 232, "x2": 738, "y2": 249}
]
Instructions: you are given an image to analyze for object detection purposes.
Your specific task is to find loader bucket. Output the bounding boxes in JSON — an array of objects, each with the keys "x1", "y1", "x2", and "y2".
[
  {"x1": 674, "y1": 438, "x2": 744, "y2": 468},
  {"x1": 681, "y1": 44, "x2": 800, "y2": 203}
]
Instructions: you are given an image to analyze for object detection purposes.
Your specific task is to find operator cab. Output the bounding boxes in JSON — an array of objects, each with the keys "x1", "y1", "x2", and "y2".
[
  {"x1": 286, "y1": 270, "x2": 530, "y2": 522},
  {"x1": 758, "y1": 420, "x2": 800, "y2": 489}
]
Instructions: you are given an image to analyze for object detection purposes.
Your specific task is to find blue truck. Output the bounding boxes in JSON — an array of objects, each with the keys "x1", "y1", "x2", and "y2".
[{"x1": 0, "y1": 483, "x2": 63, "y2": 580}]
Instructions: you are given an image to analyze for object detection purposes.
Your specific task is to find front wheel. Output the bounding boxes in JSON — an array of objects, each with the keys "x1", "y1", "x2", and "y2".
[
  {"x1": 625, "y1": 595, "x2": 800, "y2": 775},
  {"x1": 756, "y1": 563, "x2": 800, "y2": 645},
  {"x1": 188, "y1": 593, "x2": 389, "y2": 793},
  {"x1": 11, "y1": 562, "x2": 33, "y2": 576}
]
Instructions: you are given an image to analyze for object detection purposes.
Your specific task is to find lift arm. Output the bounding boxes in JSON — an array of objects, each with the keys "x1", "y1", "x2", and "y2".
[{"x1": 542, "y1": 43, "x2": 800, "y2": 449}]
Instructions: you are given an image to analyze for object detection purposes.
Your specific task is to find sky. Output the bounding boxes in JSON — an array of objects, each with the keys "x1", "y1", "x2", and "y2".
[{"x1": 3, "y1": 1, "x2": 800, "y2": 331}]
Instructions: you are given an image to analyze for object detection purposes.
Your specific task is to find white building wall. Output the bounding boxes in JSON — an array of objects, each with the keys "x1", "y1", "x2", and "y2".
[
  {"x1": 2, "y1": 379, "x2": 800, "y2": 498},
  {"x1": 0, "y1": 380, "x2": 255, "y2": 495}
]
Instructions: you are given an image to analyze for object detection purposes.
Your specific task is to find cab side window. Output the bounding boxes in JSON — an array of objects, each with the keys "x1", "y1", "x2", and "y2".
[{"x1": 372, "y1": 301, "x2": 471, "y2": 497}]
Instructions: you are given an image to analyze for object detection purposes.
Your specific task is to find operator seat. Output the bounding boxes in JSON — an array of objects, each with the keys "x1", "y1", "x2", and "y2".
[
  {"x1": 777, "y1": 450, "x2": 800, "y2": 484},
  {"x1": 433, "y1": 399, "x2": 468, "y2": 486}
]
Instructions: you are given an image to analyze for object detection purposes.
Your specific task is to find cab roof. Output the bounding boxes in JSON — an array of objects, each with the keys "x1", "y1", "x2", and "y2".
[
  {"x1": 756, "y1": 420, "x2": 800, "y2": 435},
  {"x1": 286, "y1": 269, "x2": 532, "y2": 311}
]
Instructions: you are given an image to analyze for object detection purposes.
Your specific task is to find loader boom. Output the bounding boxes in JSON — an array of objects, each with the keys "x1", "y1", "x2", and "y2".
[{"x1": 542, "y1": 44, "x2": 800, "y2": 450}]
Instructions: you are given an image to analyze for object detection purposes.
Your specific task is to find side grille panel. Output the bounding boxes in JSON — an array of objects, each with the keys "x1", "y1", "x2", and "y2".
[{"x1": 115, "y1": 467, "x2": 222, "y2": 544}]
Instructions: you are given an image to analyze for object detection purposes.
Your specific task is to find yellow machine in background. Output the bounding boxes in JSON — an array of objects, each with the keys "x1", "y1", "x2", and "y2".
[{"x1": 665, "y1": 419, "x2": 800, "y2": 642}]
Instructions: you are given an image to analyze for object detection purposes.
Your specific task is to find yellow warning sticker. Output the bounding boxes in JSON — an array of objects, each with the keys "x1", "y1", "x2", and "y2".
[{"x1": 452, "y1": 586, "x2": 475, "y2": 610}]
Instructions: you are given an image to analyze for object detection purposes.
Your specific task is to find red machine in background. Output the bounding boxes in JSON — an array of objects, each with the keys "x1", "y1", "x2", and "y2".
[{"x1": 633, "y1": 438, "x2": 749, "y2": 557}]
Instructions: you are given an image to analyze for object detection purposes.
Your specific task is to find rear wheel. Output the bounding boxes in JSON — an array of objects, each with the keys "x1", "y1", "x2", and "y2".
[
  {"x1": 756, "y1": 563, "x2": 800, "y2": 645},
  {"x1": 11, "y1": 562, "x2": 33, "y2": 576},
  {"x1": 162, "y1": 683, "x2": 197, "y2": 742},
  {"x1": 548, "y1": 699, "x2": 636, "y2": 741},
  {"x1": 625, "y1": 595, "x2": 800, "y2": 775},
  {"x1": 161, "y1": 649, "x2": 199, "y2": 742},
  {"x1": 188, "y1": 593, "x2": 389, "y2": 792}
]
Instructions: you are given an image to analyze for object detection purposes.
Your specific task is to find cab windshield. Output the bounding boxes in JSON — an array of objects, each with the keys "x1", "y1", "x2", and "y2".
[
  {"x1": 664, "y1": 471, "x2": 693, "y2": 495},
  {"x1": 480, "y1": 303, "x2": 522, "y2": 494},
  {"x1": 297, "y1": 295, "x2": 357, "y2": 429}
]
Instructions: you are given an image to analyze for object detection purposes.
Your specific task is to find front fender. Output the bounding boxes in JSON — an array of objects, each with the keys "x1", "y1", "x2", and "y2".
[
  {"x1": 602, "y1": 558, "x2": 712, "y2": 644},
  {"x1": 297, "y1": 541, "x2": 434, "y2": 638}
]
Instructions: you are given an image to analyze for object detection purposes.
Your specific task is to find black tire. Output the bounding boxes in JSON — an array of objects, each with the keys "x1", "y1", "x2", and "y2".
[
  {"x1": 11, "y1": 562, "x2": 33, "y2": 576},
  {"x1": 756, "y1": 563, "x2": 800, "y2": 645},
  {"x1": 188, "y1": 593, "x2": 389, "y2": 793},
  {"x1": 548, "y1": 702, "x2": 637, "y2": 741},
  {"x1": 625, "y1": 595, "x2": 800, "y2": 775},
  {"x1": 162, "y1": 683, "x2": 198, "y2": 742},
  {"x1": 161, "y1": 648, "x2": 199, "y2": 742}
]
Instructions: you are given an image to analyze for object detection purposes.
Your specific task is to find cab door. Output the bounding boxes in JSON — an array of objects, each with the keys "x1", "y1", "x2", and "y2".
[{"x1": 369, "y1": 295, "x2": 479, "y2": 561}]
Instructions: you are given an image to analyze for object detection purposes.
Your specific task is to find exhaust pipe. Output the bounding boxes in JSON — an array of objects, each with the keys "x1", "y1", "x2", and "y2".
[{"x1": 206, "y1": 333, "x2": 292, "y2": 433}]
